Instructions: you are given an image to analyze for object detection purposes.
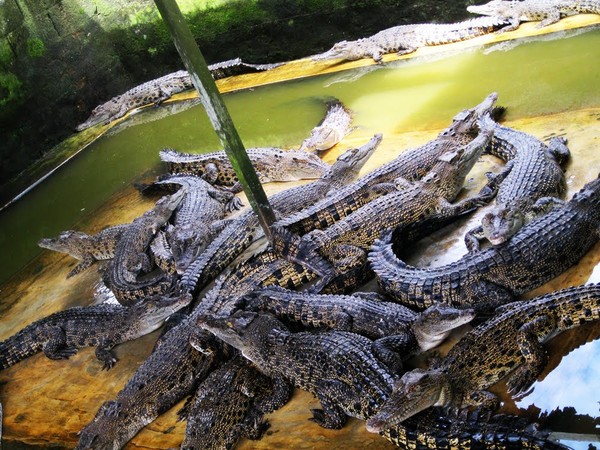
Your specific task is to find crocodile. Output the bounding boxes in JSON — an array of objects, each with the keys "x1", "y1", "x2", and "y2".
[
  {"x1": 180, "y1": 135, "x2": 381, "y2": 295},
  {"x1": 103, "y1": 190, "x2": 184, "y2": 305},
  {"x1": 198, "y1": 311, "x2": 396, "y2": 429},
  {"x1": 467, "y1": 0, "x2": 600, "y2": 32},
  {"x1": 298, "y1": 99, "x2": 353, "y2": 154},
  {"x1": 160, "y1": 146, "x2": 330, "y2": 187},
  {"x1": 295, "y1": 113, "x2": 496, "y2": 292},
  {"x1": 465, "y1": 123, "x2": 570, "y2": 251},
  {"x1": 38, "y1": 224, "x2": 129, "y2": 278},
  {"x1": 156, "y1": 174, "x2": 241, "y2": 273},
  {"x1": 76, "y1": 317, "x2": 226, "y2": 449},
  {"x1": 312, "y1": 16, "x2": 509, "y2": 63},
  {"x1": 76, "y1": 59, "x2": 283, "y2": 131},
  {"x1": 179, "y1": 354, "x2": 291, "y2": 450},
  {"x1": 242, "y1": 286, "x2": 475, "y2": 371},
  {"x1": 0, "y1": 292, "x2": 191, "y2": 371},
  {"x1": 274, "y1": 92, "x2": 499, "y2": 237},
  {"x1": 366, "y1": 283, "x2": 600, "y2": 431},
  {"x1": 369, "y1": 174, "x2": 600, "y2": 312}
]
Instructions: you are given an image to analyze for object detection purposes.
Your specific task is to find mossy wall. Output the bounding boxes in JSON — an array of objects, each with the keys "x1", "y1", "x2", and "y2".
[{"x1": 0, "y1": 0, "x2": 476, "y2": 188}]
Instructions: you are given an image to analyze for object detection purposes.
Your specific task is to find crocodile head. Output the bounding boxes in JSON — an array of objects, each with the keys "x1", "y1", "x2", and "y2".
[
  {"x1": 413, "y1": 304, "x2": 476, "y2": 351},
  {"x1": 323, "y1": 133, "x2": 382, "y2": 183},
  {"x1": 75, "y1": 98, "x2": 123, "y2": 132},
  {"x1": 366, "y1": 368, "x2": 451, "y2": 433},
  {"x1": 75, "y1": 400, "x2": 135, "y2": 450},
  {"x1": 130, "y1": 291, "x2": 192, "y2": 333},
  {"x1": 482, "y1": 204, "x2": 525, "y2": 246},
  {"x1": 261, "y1": 150, "x2": 331, "y2": 182},
  {"x1": 38, "y1": 230, "x2": 90, "y2": 258},
  {"x1": 444, "y1": 92, "x2": 498, "y2": 136},
  {"x1": 312, "y1": 39, "x2": 369, "y2": 61},
  {"x1": 467, "y1": 1, "x2": 512, "y2": 17},
  {"x1": 168, "y1": 223, "x2": 212, "y2": 273},
  {"x1": 197, "y1": 310, "x2": 260, "y2": 351}
]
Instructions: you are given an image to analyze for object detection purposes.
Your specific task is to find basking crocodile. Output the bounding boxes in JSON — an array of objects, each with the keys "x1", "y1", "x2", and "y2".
[
  {"x1": 180, "y1": 135, "x2": 381, "y2": 294},
  {"x1": 465, "y1": 123, "x2": 570, "y2": 251},
  {"x1": 160, "y1": 146, "x2": 330, "y2": 187},
  {"x1": 243, "y1": 286, "x2": 475, "y2": 371},
  {"x1": 38, "y1": 224, "x2": 129, "y2": 278},
  {"x1": 366, "y1": 283, "x2": 600, "y2": 431},
  {"x1": 179, "y1": 354, "x2": 291, "y2": 450},
  {"x1": 76, "y1": 318, "x2": 225, "y2": 450},
  {"x1": 198, "y1": 311, "x2": 396, "y2": 429},
  {"x1": 369, "y1": 174, "x2": 600, "y2": 311},
  {"x1": 103, "y1": 190, "x2": 184, "y2": 305},
  {"x1": 76, "y1": 59, "x2": 283, "y2": 131},
  {"x1": 313, "y1": 17, "x2": 509, "y2": 63},
  {"x1": 468, "y1": 0, "x2": 600, "y2": 32},
  {"x1": 298, "y1": 99, "x2": 353, "y2": 154},
  {"x1": 0, "y1": 293, "x2": 190, "y2": 371},
  {"x1": 295, "y1": 114, "x2": 496, "y2": 292},
  {"x1": 274, "y1": 92, "x2": 499, "y2": 237}
]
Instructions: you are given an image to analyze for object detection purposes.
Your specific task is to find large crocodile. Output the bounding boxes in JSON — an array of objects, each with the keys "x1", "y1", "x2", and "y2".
[
  {"x1": 179, "y1": 354, "x2": 291, "y2": 450},
  {"x1": 468, "y1": 0, "x2": 600, "y2": 32},
  {"x1": 198, "y1": 311, "x2": 396, "y2": 429},
  {"x1": 160, "y1": 146, "x2": 330, "y2": 187},
  {"x1": 76, "y1": 59, "x2": 283, "y2": 131},
  {"x1": 180, "y1": 135, "x2": 381, "y2": 294},
  {"x1": 298, "y1": 99, "x2": 353, "y2": 154},
  {"x1": 274, "y1": 93, "x2": 499, "y2": 237},
  {"x1": 369, "y1": 174, "x2": 600, "y2": 311},
  {"x1": 76, "y1": 318, "x2": 225, "y2": 449},
  {"x1": 242, "y1": 286, "x2": 474, "y2": 371},
  {"x1": 0, "y1": 293, "x2": 190, "y2": 371},
  {"x1": 295, "y1": 114, "x2": 496, "y2": 292},
  {"x1": 366, "y1": 283, "x2": 600, "y2": 432},
  {"x1": 465, "y1": 123, "x2": 570, "y2": 251},
  {"x1": 38, "y1": 224, "x2": 129, "y2": 278},
  {"x1": 313, "y1": 16, "x2": 509, "y2": 63},
  {"x1": 103, "y1": 190, "x2": 184, "y2": 305}
]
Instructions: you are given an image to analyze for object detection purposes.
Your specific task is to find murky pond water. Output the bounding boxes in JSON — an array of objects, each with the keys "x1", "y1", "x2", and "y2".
[{"x1": 0, "y1": 24, "x2": 599, "y2": 449}]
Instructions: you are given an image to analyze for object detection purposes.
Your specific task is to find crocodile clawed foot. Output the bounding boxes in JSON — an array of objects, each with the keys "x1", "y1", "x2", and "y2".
[
  {"x1": 102, "y1": 356, "x2": 117, "y2": 371},
  {"x1": 309, "y1": 408, "x2": 344, "y2": 429}
]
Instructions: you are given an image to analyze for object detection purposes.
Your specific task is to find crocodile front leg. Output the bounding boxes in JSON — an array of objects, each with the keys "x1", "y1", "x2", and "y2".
[
  {"x1": 95, "y1": 337, "x2": 118, "y2": 370},
  {"x1": 464, "y1": 224, "x2": 486, "y2": 252},
  {"x1": 67, "y1": 255, "x2": 96, "y2": 278},
  {"x1": 41, "y1": 326, "x2": 78, "y2": 360},
  {"x1": 537, "y1": 9, "x2": 562, "y2": 28},
  {"x1": 311, "y1": 379, "x2": 350, "y2": 429},
  {"x1": 498, "y1": 17, "x2": 521, "y2": 32},
  {"x1": 372, "y1": 334, "x2": 411, "y2": 374}
]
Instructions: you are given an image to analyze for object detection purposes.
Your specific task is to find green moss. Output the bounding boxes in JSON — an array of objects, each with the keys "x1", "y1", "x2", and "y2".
[
  {"x1": 0, "y1": 40, "x2": 14, "y2": 68},
  {"x1": 26, "y1": 38, "x2": 46, "y2": 58},
  {"x1": 0, "y1": 71, "x2": 24, "y2": 109}
]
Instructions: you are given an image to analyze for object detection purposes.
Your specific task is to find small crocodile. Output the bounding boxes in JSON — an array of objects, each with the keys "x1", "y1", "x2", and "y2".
[
  {"x1": 366, "y1": 283, "x2": 600, "y2": 431},
  {"x1": 103, "y1": 190, "x2": 184, "y2": 305},
  {"x1": 465, "y1": 123, "x2": 570, "y2": 251},
  {"x1": 198, "y1": 311, "x2": 396, "y2": 429},
  {"x1": 38, "y1": 224, "x2": 129, "y2": 278},
  {"x1": 179, "y1": 354, "x2": 291, "y2": 450},
  {"x1": 76, "y1": 59, "x2": 282, "y2": 131},
  {"x1": 76, "y1": 318, "x2": 225, "y2": 449},
  {"x1": 160, "y1": 146, "x2": 330, "y2": 187},
  {"x1": 242, "y1": 286, "x2": 475, "y2": 371},
  {"x1": 313, "y1": 16, "x2": 509, "y2": 63},
  {"x1": 369, "y1": 174, "x2": 600, "y2": 311},
  {"x1": 298, "y1": 99, "x2": 353, "y2": 154},
  {"x1": 274, "y1": 92, "x2": 499, "y2": 237},
  {"x1": 296, "y1": 114, "x2": 496, "y2": 292},
  {"x1": 0, "y1": 293, "x2": 190, "y2": 371},
  {"x1": 180, "y1": 135, "x2": 381, "y2": 294},
  {"x1": 468, "y1": 0, "x2": 600, "y2": 32}
]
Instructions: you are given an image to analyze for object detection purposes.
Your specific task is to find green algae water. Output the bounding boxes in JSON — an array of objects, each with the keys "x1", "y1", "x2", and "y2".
[{"x1": 0, "y1": 26, "x2": 600, "y2": 284}]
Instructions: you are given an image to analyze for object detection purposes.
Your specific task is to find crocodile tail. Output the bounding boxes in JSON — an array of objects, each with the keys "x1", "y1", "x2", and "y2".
[{"x1": 0, "y1": 327, "x2": 43, "y2": 370}]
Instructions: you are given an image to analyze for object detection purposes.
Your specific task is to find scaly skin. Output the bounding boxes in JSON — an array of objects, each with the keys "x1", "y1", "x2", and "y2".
[
  {"x1": 160, "y1": 147, "x2": 330, "y2": 187},
  {"x1": 313, "y1": 17, "x2": 509, "y2": 62},
  {"x1": 468, "y1": 0, "x2": 600, "y2": 32},
  {"x1": 38, "y1": 224, "x2": 129, "y2": 278},
  {"x1": 103, "y1": 190, "x2": 184, "y2": 305},
  {"x1": 179, "y1": 354, "x2": 291, "y2": 450},
  {"x1": 465, "y1": 122, "x2": 569, "y2": 250},
  {"x1": 0, "y1": 293, "x2": 191, "y2": 371},
  {"x1": 274, "y1": 92, "x2": 499, "y2": 237},
  {"x1": 369, "y1": 174, "x2": 600, "y2": 312},
  {"x1": 180, "y1": 135, "x2": 381, "y2": 295},
  {"x1": 76, "y1": 319, "x2": 225, "y2": 450},
  {"x1": 299, "y1": 99, "x2": 353, "y2": 154},
  {"x1": 198, "y1": 311, "x2": 396, "y2": 429},
  {"x1": 367, "y1": 283, "x2": 600, "y2": 431}
]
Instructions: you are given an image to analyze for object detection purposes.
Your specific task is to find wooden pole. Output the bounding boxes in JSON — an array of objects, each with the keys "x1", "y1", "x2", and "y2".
[{"x1": 153, "y1": 0, "x2": 276, "y2": 241}]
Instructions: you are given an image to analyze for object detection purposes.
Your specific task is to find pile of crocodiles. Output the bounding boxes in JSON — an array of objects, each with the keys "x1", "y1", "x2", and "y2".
[{"x1": 3, "y1": 2, "x2": 600, "y2": 449}]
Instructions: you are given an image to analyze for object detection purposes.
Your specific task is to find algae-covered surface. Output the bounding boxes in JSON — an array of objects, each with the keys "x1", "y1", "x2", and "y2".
[{"x1": 1, "y1": 15, "x2": 600, "y2": 450}]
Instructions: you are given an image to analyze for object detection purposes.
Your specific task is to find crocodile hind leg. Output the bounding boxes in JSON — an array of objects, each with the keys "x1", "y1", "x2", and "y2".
[
  {"x1": 506, "y1": 315, "x2": 554, "y2": 397},
  {"x1": 41, "y1": 326, "x2": 78, "y2": 360},
  {"x1": 372, "y1": 335, "x2": 411, "y2": 374},
  {"x1": 311, "y1": 379, "x2": 350, "y2": 429}
]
